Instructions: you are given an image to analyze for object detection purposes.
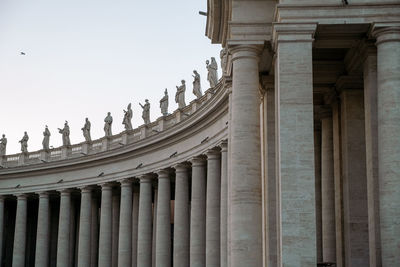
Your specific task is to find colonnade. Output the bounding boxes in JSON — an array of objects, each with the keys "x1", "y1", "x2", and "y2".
[{"x1": 0, "y1": 143, "x2": 228, "y2": 267}]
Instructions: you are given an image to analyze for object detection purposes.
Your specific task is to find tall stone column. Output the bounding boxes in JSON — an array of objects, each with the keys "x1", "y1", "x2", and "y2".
[
  {"x1": 362, "y1": 43, "x2": 381, "y2": 267},
  {"x1": 155, "y1": 170, "x2": 171, "y2": 267},
  {"x1": 190, "y1": 156, "x2": 207, "y2": 267},
  {"x1": 132, "y1": 183, "x2": 140, "y2": 265},
  {"x1": 228, "y1": 43, "x2": 263, "y2": 266},
  {"x1": 340, "y1": 86, "x2": 369, "y2": 266},
  {"x1": 0, "y1": 196, "x2": 4, "y2": 264},
  {"x1": 220, "y1": 141, "x2": 228, "y2": 267},
  {"x1": 12, "y1": 194, "x2": 28, "y2": 267},
  {"x1": 137, "y1": 174, "x2": 153, "y2": 267},
  {"x1": 321, "y1": 113, "x2": 336, "y2": 262},
  {"x1": 91, "y1": 196, "x2": 99, "y2": 267},
  {"x1": 112, "y1": 190, "x2": 120, "y2": 267},
  {"x1": 373, "y1": 25, "x2": 400, "y2": 267},
  {"x1": 152, "y1": 183, "x2": 158, "y2": 267},
  {"x1": 314, "y1": 121, "x2": 323, "y2": 263},
  {"x1": 206, "y1": 149, "x2": 221, "y2": 267},
  {"x1": 98, "y1": 183, "x2": 113, "y2": 267},
  {"x1": 57, "y1": 190, "x2": 71, "y2": 267},
  {"x1": 173, "y1": 163, "x2": 190, "y2": 267},
  {"x1": 273, "y1": 23, "x2": 317, "y2": 266},
  {"x1": 77, "y1": 187, "x2": 92, "y2": 267},
  {"x1": 118, "y1": 179, "x2": 133, "y2": 267},
  {"x1": 35, "y1": 192, "x2": 50, "y2": 267}
]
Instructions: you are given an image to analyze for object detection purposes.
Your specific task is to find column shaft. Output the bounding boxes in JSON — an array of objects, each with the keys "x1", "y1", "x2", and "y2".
[
  {"x1": 155, "y1": 170, "x2": 171, "y2": 267},
  {"x1": 77, "y1": 188, "x2": 92, "y2": 267},
  {"x1": 132, "y1": 184, "x2": 140, "y2": 265},
  {"x1": 35, "y1": 192, "x2": 50, "y2": 267},
  {"x1": 190, "y1": 157, "x2": 207, "y2": 267},
  {"x1": 314, "y1": 123, "x2": 323, "y2": 263},
  {"x1": 206, "y1": 150, "x2": 221, "y2": 267},
  {"x1": 118, "y1": 180, "x2": 133, "y2": 267},
  {"x1": 0, "y1": 197, "x2": 4, "y2": 264},
  {"x1": 374, "y1": 26, "x2": 400, "y2": 267},
  {"x1": 274, "y1": 24, "x2": 317, "y2": 266},
  {"x1": 152, "y1": 185, "x2": 158, "y2": 267},
  {"x1": 91, "y1": 197, "x2": 99, "y2": 267},
  {"x1": 321, "y1": 117, "x2": 336, "y2": 262},
  {"x1": 173, "y1": 164, "x2": 190, "y2": 267},
  {"x1": 99, "y1": 184, "x2": 113, "y2": 267},
  {"x1": 229, "y1": 44, "x2": 263, "y2": 266},
  {"x1": 12, "y1": 195, "x2": 27, "y2": 267},
  {"x1": 112, "y1": 192, "x2": 120, "y2": 267},
  {"x1": 220, "y1": 142, "x2": 228, "y2": 267},
  {"x1": 137, "y1": 175, "x2": 153, "y2": 267},
  {"x1": 57, "y1": 190, "x2": 71, "y2": 267}
]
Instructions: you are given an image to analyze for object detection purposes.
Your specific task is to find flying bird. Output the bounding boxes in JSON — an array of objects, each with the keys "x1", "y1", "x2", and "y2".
[{"x1": 20, "y1": 52, "x2": 26, "y2": 55}]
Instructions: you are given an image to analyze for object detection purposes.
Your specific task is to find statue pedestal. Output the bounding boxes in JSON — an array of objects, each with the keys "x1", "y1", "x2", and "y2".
[
  {"x1": 191, "y1": 99, "x2": 199, "y2": 113},
  {"x1": 40, "y1": 150, "x2": 49, "y2": 162},
  {"x1": 82, "y1": 142, "x2": 91, "y2": 155},
  {"x1": 140, "y1": 126, "x2": 148, "y2": 139},
  {"x1": 18, "y1": 153, "x2": 27, "y2": 166},
  {"x1": 102, "y1": 138, "x2": 110, "y2": 152},
  {"x1": 175, "y1": 110, "x2": 183, "y2": 123},
  {"x1": 121, "y1": 131, "x2": 133, "y2": 145},
  {"x1": 158, "y1": 117, "x2": 167, "y2": 132},
  {"x1": 61, "y1": 146, "x2": 71, "y2": 159},
  {"x1": 0, "y1": 156, "x2": 5, "y2": 167}
]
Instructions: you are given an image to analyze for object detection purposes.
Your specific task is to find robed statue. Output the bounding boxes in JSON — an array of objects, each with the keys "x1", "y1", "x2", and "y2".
[
  {"x1": 206, "y1": 57, "x2": 218, "y2": 88},
  {"x1": 160, "y1": 89, "x2": 169, "y2": 116},
  {"x1": 175, "y1": 80, "x2": 186, "y2": 109},
  {"x1": 19, "y1": 132, "x2": 29, "y2": 153},
  {"x1": 140, "y1": 100, "x2": 151, "y2": 124},
  {"x1": 0, "y1": 134, "x2": 7, "y2": 156},
  {"x1": 123, "y1": 103, "x2": 133, "y2": 131},
  {"x1": 104, "y1": 112, "x2": 113, "y2": 137},
  {"x1": 58, "y1": 121, "x2": 71, "y2": 147},
  {"x1": 42, "y1": 125, "x2": 51, "y2": 151},
  {"x1": 192, "y1": 70, "x2": 202, "y2": 98},
  {"x1": 82, "y1": 118, "x2": 92, "y2": 142}
]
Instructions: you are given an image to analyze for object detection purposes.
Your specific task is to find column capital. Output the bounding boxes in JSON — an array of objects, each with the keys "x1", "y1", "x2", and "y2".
[
  {"x1": 219, "y1": 140, "x2": 228, "y2": 152},
  {"x1": 229, "y1": 44, "x2": 263, "y2": 62},
  {"x1": 173, "y1": 162, "x2": 190, "y2": 173},
  {"x1": 205, "y1": 147, "x2": 221, "y2": 160},
  {"x1": 58, "y1": 188, "x2": 72, "y2": 196},
  {"x1": 0, "y1": 195, "x2": 5, "y2": 201},
  {"x1": 272, "y1": 22, "x2": 317, "y2": 51},
  {"x1": 371, "y1": 23, "x2": 400, "y2": 45},
  {"x1": 79, "y1": 185, "x2": 94, "y2": 194},
  {"x1": 315, "y1": 105, "x2": 332, "y2": 120},
  {"x1": 36, "y1": 191, "x2": 50, "y2": 198},
  {"x1": 14, "y1": 193, "x2": 28, "y2": 200},
  {"x1": 189, "y1": 155, "x2": 207, "y2": 166},
  {"x1": 118, "y1": 178, "x2": 133, "y2": 187},
  {"x1": 139, "y1": 174, "x2": 153, "y2": 183},
  {"x1": 99, "y1": 182, "x2": 113, "y2": 190},
  {"x1": 156, "y1": 169, "x2": 170, "y2": 179}
]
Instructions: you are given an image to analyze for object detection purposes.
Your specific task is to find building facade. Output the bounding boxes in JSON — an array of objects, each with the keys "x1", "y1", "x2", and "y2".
[{"x1": 1, "y1": 1, "x2": 400, "y2": 266}]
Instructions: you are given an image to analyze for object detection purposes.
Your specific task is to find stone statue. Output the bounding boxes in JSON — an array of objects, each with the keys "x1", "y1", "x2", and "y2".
[
  {"x1": 175, "y1": 80, "x2": 186, "y2": 109},
  {"x1": 104, "y1": 112, "x2": 113, "y2": 137},
  {"x1": 220, "y1": 48, "x2": 228, "y2": 76},
  {"x1": 42, "y1": 125, "x2": 51, "y2": 151},
  {"x1": 0, "y1": 134, "x2": 7, "y2": 156},
  {"x1": 192, "y1": 70, "x2": 202, "y2": 98},
  {"x1": 160, "y1": 89, "x2": 169, "y2": 116},
  {"x1": 206, "y1": 57, "x2": 218, "y2": 88},
  {"x1": 82, "y1": 118, "x2": 91, "y2": 142},
  {"x1": 139, "y1": 100, "x2": 151, "y2": 124},
  {"x1": 122, "y1": 103, "x2": 133, "y2": 131},
  {"x1": 19, "y1": 132, "x2": 29, "y2": 153},
  {"x1": 58, "y1": 121, "x2": 71, "y2": 147}
]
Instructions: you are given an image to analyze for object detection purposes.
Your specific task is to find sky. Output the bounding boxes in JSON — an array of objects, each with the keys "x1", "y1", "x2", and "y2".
[{"x1": 0, "y1": 0, "x2": 221, "y2": 154}]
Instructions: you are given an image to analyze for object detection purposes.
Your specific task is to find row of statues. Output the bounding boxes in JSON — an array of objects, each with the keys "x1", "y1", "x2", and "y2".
[{"x1": 0, "y1": 57, "x2": 220, "y2": 155}]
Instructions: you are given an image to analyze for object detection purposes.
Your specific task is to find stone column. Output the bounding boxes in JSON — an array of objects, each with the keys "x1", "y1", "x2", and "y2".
[
  {"x1": 132, "y1": 183, "x2": 140, "y2": 265},
  {"x1": 0, "y1": 196, "x2": 4, "y2": 264},
  {"x1": 228, "y1": 43, "x2": 263, "y2": 266},
  {"x1": 152, "y1": 183, "x2": 158, "y2": 267},
  {"x1": 77, "y1": 187, "x2": 92, "y2": 267},
  {"x1": 118, "y1": 179, "x2": 133, "y2": 267},
  {"x1": 91, "y1": 196, "x2": 99, "y2": 267},
  {"x1": 340, "y1": 86, "x2": 369, "y2": 266},
  {"x1": 273, "y1": 23, "x2": 317, "y2": 266},
  {"x1": 173, "y1": 163, "x2": 190, "y2": 267},
  {"x1": 112, "y1": 190, "x2": 120, "y2": 267},
  {"x1": 137, "y1": 174, "x2": 153, "y2": 267},
  {"x1": 373, "y1": 25, "x2": 400, "y2": 267},
  {"x1": 220, "y1": 141, "x2": 228, "y2": 267},
  {"x1": 12, "y1": 194, "x2": 28, "y2": 267},
  {"x1": 57, "y1": 190, "x2": 71, "y2": 267},
  {"x1": 98, "y1": 183, "x2": 113, "y2": 267},
  {"x1": 314, "y1": 121, "x2": 323, "y2": 263},
  {"x1": 206, "y1": 149, "x2": 221, "y2": 267},
  {"x1": 35, "y1": 192, "x2": 50, "y2": 267},
  {"x1": 321, "y1": 112, "x2": 336, "y2": 262},
  {"x1": 362, "y1": 43, "x2": 381, "y2": 267},
  {"x1": 155, "y1": 170, "x2": 171, "y2": 267},
  {"x1": 190, "y1": 156, "x2": 207, "y2": 267}
]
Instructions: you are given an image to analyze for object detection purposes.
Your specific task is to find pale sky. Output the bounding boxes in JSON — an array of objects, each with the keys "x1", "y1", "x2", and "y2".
[{"x1": 0, "y1": 0, "x2": 221, "y2": 154}]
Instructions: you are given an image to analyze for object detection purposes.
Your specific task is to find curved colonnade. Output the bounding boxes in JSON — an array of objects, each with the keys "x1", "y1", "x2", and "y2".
[{"x1": 0, "y1": 80, "x2": 230, "y2": 267}]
